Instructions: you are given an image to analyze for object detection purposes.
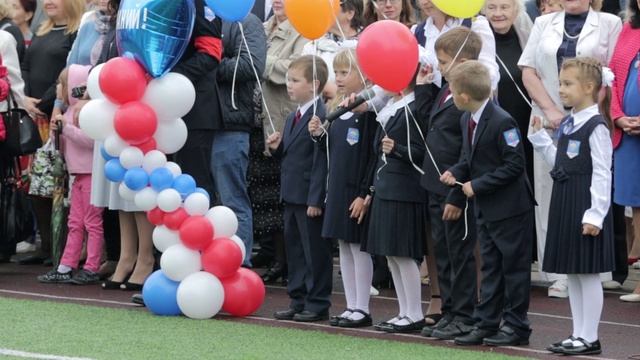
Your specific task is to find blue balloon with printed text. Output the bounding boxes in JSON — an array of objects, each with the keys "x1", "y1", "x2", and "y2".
[{"x1": 116, "y1": 0, "x2": 196, "y2": 77}]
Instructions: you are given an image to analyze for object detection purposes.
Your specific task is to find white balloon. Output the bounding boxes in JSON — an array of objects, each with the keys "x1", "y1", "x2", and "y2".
[
  {"x1": 156, "y1": 188, "x2": 182, "y2": 212},
  {"x1": 184, "y1": 193, "x2": 210, "y2": 216},
  {"x1": 104, "y1": 134, "x2": 128, "y2": 157},
  {"x1": 142, "y1": 150, "x2": 167, "y2": 174},
  {"x1": 230, "y1": 235, "x2": 247, "y2": 260},
  {"x1": 86, "y1": 63, "x2": 105, "y2": 100},
  {"x1": 154, "y1": 118, "x2": 187, "y2": 154},
  {"x1": 78, "y1": 99, "x2": 116, "y2": 141},
  {"x1": 134, "y1": 187, "x2": 158, "y2": 211},
  {"x1": 118, "y1": 182, "x2": 137, "y2": 201},
  {"x1": 143, "y1": 72, "x2": 196, "y2": 121},
  {"x1": 206, "y1": 206, "x2": 238, "y2": 238},
  {"x1": 165, "y1": 162, "x2": 182, "y2": 178},
  {"x1": 152, "y1": 225, "x2": 181, "y2": 252},
  {"x1": 160, "y1": 243, "x2": 202, "y2": 282},
  {"x1": 119, "y1": 146, "x2": 145, "y2": 169},
  {"x1": 177, "y1": 272, "x2": 224, "y2": 320}
]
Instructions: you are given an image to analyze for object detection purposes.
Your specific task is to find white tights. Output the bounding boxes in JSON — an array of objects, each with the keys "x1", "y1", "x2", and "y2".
[
  {"x1": 386, "y1": 256, "x2": 423, "y2": 325},
  {"x1": 566, "y1": 274, "x2": 602, "y2": 343},
  {"x1": 339, "y1": 241, "x2": 373, "y2": 320}
]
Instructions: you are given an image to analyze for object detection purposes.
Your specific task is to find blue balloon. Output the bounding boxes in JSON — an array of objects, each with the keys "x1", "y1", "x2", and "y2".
[
  {"x1": 100, "y1": 146, "x2": 116, "y2": 161},
  {"x1": 172, "y1": 174, "x2": 196, "y2": 198},
  {"x1": 194, "y1": 187, "x2": 210, "y2": 200},
  {"x1": 205, "y1": 0, "x2": 255, "y2": 22},
  {"x1": 142, "y1": 270, "x2": 181, "y2": 316},
  {"x1": 124, "y1": 167, "x2": 149, "y2": 191},
  {"x1": 116, "y1": 0, "x2": 196, "y2": 77},
  {"x1": 150, "y1": 168, "x2": 174, "y2": 192},
  {"x1": 104, "y1": 159, "x2": 127, "y2": 182}
]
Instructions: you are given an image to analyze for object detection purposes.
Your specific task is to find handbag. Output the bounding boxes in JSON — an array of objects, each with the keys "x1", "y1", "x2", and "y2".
[
  {"x1": 28, "y1": 138, "x2": 64, "y2": 197},
  {"x1": 0, "y1": 157, "x2": 34, "y2": 260},
  {"x1": 1, "y1": 90, "x2": 43, "y2": 156}
]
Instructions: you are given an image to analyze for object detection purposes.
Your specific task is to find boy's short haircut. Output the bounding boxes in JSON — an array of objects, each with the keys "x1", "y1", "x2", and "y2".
[
  {"x1": 289, "y1": 55, "x2": 329, "y2": 93},
  {"x1": 434, "y1": 27, "x2": 482, "y2": 61},
  {"x1": 448, "y1": 60, "x2": 492, "y2": 102}
]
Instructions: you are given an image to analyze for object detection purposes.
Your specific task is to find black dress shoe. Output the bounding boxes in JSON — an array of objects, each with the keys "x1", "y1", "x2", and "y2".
[
  {"x1": 261, "y1": 262, "x2": 286, "y2": 284},
  {"x1": 421, "y1": 315, "x2": 452, "y2": 337},
  {"x1": 546, "y1": 335, "x2": 576, "y2": 353},
  {"x1": 432, "y1": 321, "x2": 475, "y2": 340},
  {"x1": 384, "y1": 317, "x2": 426, "y2": 334},
  {"x1": 293, "y1": 310, "x2": 329, "y2": 322},
  {"x1": 18, "y1": 255, "x2": 45, "y2": 265},
  {"x1": 120, "y1": 282, "x2": 143, "y2": 291},
  {"x1": 131, "y1": 293, "x2": 145, "y2": 306},
  {"x1": 556, "y1": 338, "x2": 602, "y2": 355},
  {"x1": 274, "y1": 308, "x2": 301, "y2": 320},
  {"x1": 454, "y1": 328, "x2": 497, "y2": 346},
  {"x1": 329, "y1": 308, "x2": 353, "y2": 326},
  {"x1": 483, "y1": 325, "x2": 529, "y2": 346},
  {"x1": 338, "y1": 310, "x2": 372, "y2": 328},
  {"x1": 374, "y1": 320, "x2": 396, "y2": 332}
]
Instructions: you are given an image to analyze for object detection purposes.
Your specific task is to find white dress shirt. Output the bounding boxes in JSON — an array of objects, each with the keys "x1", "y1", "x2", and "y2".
[
  {"x1": 528, "y1": 104, "x2": 612, "y2": 228},
  {"x1": 377, "y1": 92, "x2": 415, "y2": 129},
  {"x1": 470, "y1": 99, "x2": 490, "y2": 144},
  {"x1": 297, "y1": 96, "x2": 319, "y2": 118}
]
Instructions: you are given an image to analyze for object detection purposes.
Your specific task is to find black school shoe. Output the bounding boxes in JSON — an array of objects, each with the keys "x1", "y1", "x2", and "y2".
[
  {"x1": 432, "y1": 320, "x2": 475, "y2": 340},
  {"x1": 454, "y1": 328, "x2": 497, "y2": 346},
  {"x1": 338, "y1": 310, "x2": 372, "y2": 328},
  {"x1": 556, "y1": 338, "x2": 602, "y2": 355},
  {"x1": 546, "y1": 335, "x2": 576, "y2": 353},
  {"x1": 421, "y1": 314, "x2": 452, "y2": 337},
  {"x1": 330, "y1": 308, "x2": 353, "y2": 326},
  {"x1": 293, "y1": 310, "x2": 329, "y2": 322},
  {"x1": 483, "y1": 325, "x2": 530, "y2": 346},
  {"x1": 38, "y1": 269, "x2": 72, "y2": 283},
  {"x1": 384, "y1": 317, "x2": 426, "y2": 334}
]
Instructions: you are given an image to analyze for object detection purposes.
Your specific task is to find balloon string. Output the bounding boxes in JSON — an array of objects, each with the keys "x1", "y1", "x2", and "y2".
[
  {"x1": 231, "y1": 33, "x2": 242, "y2": 111},
  {"x1": 238, "y1": 22, "x2": 276, "y2": 135},
  {"x1": 312, "y1": 40, "x2": 318, "y2": 118}
]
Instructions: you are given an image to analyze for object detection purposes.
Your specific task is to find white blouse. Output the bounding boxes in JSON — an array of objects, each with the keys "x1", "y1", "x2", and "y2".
[{"x1": 527, "y1": 104, "x2": 612, "y2": 228}]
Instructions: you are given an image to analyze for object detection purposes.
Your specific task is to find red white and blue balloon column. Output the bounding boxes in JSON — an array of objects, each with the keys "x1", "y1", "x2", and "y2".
[{"x1": 79, "y1": 0, "x2": 265, "y2": 319}]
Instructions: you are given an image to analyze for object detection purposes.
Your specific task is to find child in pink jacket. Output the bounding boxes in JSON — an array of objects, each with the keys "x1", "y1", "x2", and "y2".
[{"x1": 38, "y1": 64, "x2": 104, "y2": 285}]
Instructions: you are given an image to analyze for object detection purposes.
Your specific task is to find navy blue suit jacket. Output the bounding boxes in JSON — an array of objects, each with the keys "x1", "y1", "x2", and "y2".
[
  {"x1": 448, "y1": 101, "x2": 535, "y2": 222},
  {"x1": 272, "y1": 99, "x2": 327, "y2": 207}
]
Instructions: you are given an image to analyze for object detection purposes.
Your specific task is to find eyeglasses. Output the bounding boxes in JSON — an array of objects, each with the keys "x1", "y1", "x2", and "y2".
[{"x1": 374, "y1": 0, "x2": 400, "y2": 4}]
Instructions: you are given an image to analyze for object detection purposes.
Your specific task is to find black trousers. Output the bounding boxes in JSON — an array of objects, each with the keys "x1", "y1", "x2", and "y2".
[
  {"x1": 283, "y1": 204, "x2": 333, "y2": 313},
  {"x1": 474, "y1": 210, "x2": 534, "y2": 337},
  {"x1": 611, "y1": 204, "x2": 628, "y2": 284},
  {"x1": 173, "y1": 129, "x2": 215, "y2": 205},
  {"x1": 428, "y1": 193, "x2": 477, "y2": 323}
]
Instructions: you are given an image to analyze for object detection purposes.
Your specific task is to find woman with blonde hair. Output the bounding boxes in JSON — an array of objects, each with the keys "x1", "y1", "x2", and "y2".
[
  {"x1": 0, "y1": 0, "x2": 25, "y2": 60},
  {"x1": 17, "y1": 0, "x2": 84, "y2": 266}
]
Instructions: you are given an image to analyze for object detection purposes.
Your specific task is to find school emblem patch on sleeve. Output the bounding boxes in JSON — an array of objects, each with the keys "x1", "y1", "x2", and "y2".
[{"x1": 503, "y1": 128, "x2": 520, "y2": 147}]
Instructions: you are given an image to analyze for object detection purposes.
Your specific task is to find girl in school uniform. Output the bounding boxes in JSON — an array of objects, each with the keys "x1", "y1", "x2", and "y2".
[
  {"x1": 528, "y1": 57, "x2": 615, "y2": 356},
  {"x1": 309, "y1": 49, "x2": 377, "y2": 328},
  {"x1": 363, "y1": 72, "x2": 427, "y2": 334}
]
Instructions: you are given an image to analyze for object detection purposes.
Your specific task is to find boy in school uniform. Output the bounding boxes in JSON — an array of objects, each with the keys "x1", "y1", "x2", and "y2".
[
  {"x1": 415, "y1": 28, "x2": 482, "y2": 339},
  {"x1": 441, "y1": 61, "x2": 535, "y2": 346},
  {"x1": 267, "y1": 55, "x2": 333, "y2": 322}
]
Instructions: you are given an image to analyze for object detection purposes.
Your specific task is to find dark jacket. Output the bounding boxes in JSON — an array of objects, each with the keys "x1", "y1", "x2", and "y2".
[
  {"x1": 415, "y1": 84, "x2": 467, "y2": 208},
  {"x1": 448, "y1": 101, "x2": 535, "y2": 222},
  {"x1": 0, "y1": 18, "x2": 25, "y2": 62},
  {"x1": 372, "y1": 100, "x2": 427, "y2": 204},
  {"x1": 217, "y1": 14, "x2": 267, "y2": 132},
  {"x1": 272, "y1": 99, "x2": 327, "y2": 207}
]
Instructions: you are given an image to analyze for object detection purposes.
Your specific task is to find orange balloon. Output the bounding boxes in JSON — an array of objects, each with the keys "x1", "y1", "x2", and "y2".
[{"x1": 285, "y1": 0, "x2": 340, "y2": 40}]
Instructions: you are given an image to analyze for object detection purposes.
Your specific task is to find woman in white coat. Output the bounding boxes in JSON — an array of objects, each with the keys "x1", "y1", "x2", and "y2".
[
  {"x1": 0, "y1": 30, "x2": 25, "y2": 111},
  {"x1": 518, "y1": 0, "x2": 621, "y2": 298}
]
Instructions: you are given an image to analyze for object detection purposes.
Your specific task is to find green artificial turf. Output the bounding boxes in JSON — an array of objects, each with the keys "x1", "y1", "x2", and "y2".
[{"x1": 0, "y1": 297, "x2": 528, "y2": 360}]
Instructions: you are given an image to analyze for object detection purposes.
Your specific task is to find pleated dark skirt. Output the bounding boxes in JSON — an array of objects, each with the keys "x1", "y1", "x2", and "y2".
[
  {"x1": 363, "y1": 197, "x2": 426, "y2": 259},
  {"x1": 542, "y1": 174, "x2": 615, "y2": 274}
]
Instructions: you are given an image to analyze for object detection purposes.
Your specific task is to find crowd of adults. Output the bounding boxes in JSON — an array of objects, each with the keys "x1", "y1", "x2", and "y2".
[{"x1": 1, "y1": 0, "x2": 640, "y2": 312}]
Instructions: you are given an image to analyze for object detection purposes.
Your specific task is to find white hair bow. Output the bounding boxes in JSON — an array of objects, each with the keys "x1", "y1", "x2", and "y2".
[{"x1": 602, "y1": 67, "x2": 615, "y2": 88}]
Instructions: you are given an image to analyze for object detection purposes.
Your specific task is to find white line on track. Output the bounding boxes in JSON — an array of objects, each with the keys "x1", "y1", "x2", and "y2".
[
  {"x1": 0, "y1": 289, "x2": 137, "y2": 307},
  {"x1": 0, "y1": 349, "x2": 95, "y2": 360}
]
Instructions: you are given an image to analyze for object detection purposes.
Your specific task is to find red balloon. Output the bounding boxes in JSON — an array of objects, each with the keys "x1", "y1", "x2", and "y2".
[
  {"x1": 146, "y1": 207, "x2": 165, "y2": 225},
  {"x1": 179, "y1": 216, "x2": 213, "y2": 251},
  {"x1": 202, "y1": 238, "x2": 242, "y2": 279},
  {"x1": 221, "y1": 268, "x2": 265, "y2": 317},
  {"x1": 99, "y1": 57, "x2": 148, "y2": 104},
  {"x1": 164, "y1": 208, "x2": 189, "y2": 230},
  {"x1": 356, "y1": 20, "x2": 419, "y2": 93},
  {"x1": 137, "y1": 138, "x2": 157, "y2": 154},
  {"x1": 114, "y1": 102, "x2": 158, "y2": 145}
]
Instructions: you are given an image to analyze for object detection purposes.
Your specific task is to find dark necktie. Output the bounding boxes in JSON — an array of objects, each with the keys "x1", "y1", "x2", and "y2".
[
  {"x1": 560, "y1": 116, "x2": 575, "y2": 136},
  {"x1": 468, "y1": 117, "x2": 477, "y2": 146},
  {"x1": 291, "y1": 110, "x2": 302, "y2": 133},
  {"x1": 439, "y1": 87, "x2": 451, "y2": 107}
]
